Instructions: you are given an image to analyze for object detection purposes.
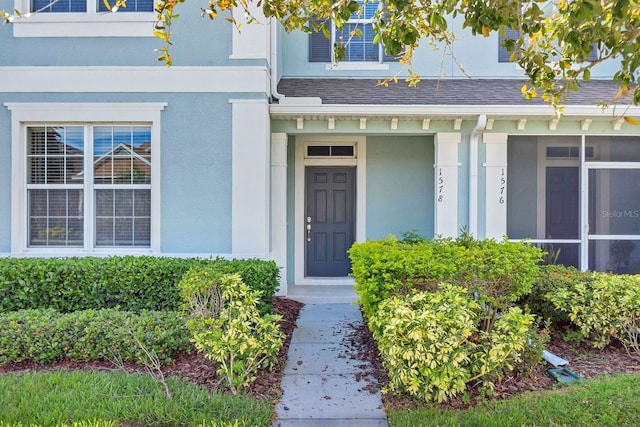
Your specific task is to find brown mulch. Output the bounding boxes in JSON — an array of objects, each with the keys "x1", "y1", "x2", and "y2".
[
  {"x1": 343, "y1": 317, "x2": 640, "y2": 411},
  {"x1": 2, "y1": 298, "x2": 639, "y2": 411}
]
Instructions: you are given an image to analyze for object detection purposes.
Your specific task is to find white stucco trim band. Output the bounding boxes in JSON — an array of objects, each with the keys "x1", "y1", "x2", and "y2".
[
  {"x1": 5, "y1": 102, "x2": 166, "y2": 255},
  {"x1": 0, "y1": 67, "x2": 270, "y2": 93}
]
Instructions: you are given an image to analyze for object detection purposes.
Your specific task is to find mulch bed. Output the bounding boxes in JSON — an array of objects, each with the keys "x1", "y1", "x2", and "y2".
[
  {"x1": 343, "y1": 315, "x2": 640, "y2": 411},
  {"x1": 2, "y1": 297, "x2": 639, "y2": 412},
  {"x1": 0, "y1": 297, "x2": 304, "y2": 404}
]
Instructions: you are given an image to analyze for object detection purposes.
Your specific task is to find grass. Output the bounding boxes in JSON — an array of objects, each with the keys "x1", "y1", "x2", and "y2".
[
  {"x1": 0, "y1": 370, "x2": 272, "y2": 427},
  {"x1": 388, "y1": 373, "x2": 640, "y2": 426}
]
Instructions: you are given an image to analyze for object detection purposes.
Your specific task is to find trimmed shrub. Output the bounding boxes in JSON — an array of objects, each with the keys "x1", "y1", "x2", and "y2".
[
  {"x1": 180, "y1": 269, "x2": 284, "y2": 394},
  {"x1": 0, "y1": 256, "x2": 279, "y2": 314},
  {"x1": 0, "y1": 309, "x2": 190, "y2": 365},
  {"x1": 369, "y1": 284, "x2": 536, "y2": 402},
  {"x1": 546, "y1": 272, "x2": 640, "y2": 355},
  {"x1": 349, "y1": 234, "x2": 543, "y2": 320},
  {"x1": 518, "y1": 265, "x2": 592, "y2": 328}
]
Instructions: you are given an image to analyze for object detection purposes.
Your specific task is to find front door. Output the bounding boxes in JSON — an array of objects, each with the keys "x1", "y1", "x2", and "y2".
[{"x1": 305, "y1": 167, "x2": 355, "y2": 277}]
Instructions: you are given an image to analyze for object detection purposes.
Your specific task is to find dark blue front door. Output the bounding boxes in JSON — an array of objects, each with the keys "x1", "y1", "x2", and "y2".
[{"x1": 305, "y1": 167, "x2": 355, "y2": 277}]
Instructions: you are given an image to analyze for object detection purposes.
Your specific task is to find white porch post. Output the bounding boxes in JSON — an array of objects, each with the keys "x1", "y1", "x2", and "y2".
[
  {"x1": 271, "y1": 132, "x2": 288, "y2": 295},
  {"x1": 434, "y1": 132, "x2": 461, "y2": 238},
  {"x1": 231, "y1": 99, "x2": 270, "y2": 256},
  {"x1": 483, "y1": 133, "x2": 509, "y2": 239}
]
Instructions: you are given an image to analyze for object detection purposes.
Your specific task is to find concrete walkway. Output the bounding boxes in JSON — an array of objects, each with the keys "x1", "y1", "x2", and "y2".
[{"x1": 273, "y1": 304, "x2": 388, "y2": 426}]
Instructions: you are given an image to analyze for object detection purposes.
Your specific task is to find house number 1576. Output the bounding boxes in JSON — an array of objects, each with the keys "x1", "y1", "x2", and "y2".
[{"x1": 499, "y1": 168, "x2": 506, "y2": 204}]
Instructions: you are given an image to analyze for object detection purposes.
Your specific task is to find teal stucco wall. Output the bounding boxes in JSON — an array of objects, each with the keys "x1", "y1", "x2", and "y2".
[{"x1": 366, "y1": 136, "x2": 434, "y2": 240}]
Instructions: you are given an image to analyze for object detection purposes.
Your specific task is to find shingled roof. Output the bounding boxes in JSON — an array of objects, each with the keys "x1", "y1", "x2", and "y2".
[{"x1": 276, "y1": 78, "x2": 628, "y2": 106}]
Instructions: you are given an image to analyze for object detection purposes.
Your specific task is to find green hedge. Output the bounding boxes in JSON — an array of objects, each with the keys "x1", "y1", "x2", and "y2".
[
  {"x1": 546, "y1": 272, "x2": 640, "y2": 354},
  {"x1": 518, "y1": 265, "x2": 591, "y2": 327},
  {"x1": 0, "y1": 256, "x2": 280, "y2": 314},
  {"x1": 349, "y1": 235, "x2": 544, "y2": 319},
  {"x1": 0, "y1": 309, "x2": 190, "y2": 365}
]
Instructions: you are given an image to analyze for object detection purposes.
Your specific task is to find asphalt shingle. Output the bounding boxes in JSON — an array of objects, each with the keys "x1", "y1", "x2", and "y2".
[{"x1": 277, "y1": 78, "x2": 628, "y2": 106}]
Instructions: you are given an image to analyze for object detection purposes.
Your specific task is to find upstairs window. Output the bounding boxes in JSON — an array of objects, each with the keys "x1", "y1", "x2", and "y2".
[
  {"x1": 32, "y1": 0, "x2": 154, "y2": 13},
  {"x1": 336, "y1": 1, "x2": 379, "y2": 62},
  {"x1": 499, "y1": 0, "x2": 597, "y2": 63},
  {"x1": 14, "y1": 0, "x2": 155, "y2": 37},
  {"x1": 499, "y1": 28, "x2": 597, "y2": 63},
  {"x1": 309, "y1": 1, "x2": 398, "y2": 64}
]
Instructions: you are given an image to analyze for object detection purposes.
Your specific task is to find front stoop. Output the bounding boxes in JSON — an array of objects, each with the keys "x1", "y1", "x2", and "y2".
[{"x1": 285, "y1": 285, "x2": 359, "y2": 304}]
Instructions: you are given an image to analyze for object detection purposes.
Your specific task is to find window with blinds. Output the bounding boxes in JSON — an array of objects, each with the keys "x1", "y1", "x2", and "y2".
[
  {"x1": 26, "y1": 125, "x2": 152, "y2": 248},
  {"x1": 309, "y1": 2, "x2": 400, "y2": 63},
  {"x1": 32, "y1": 0, "x2": 154, "y2": 13}
]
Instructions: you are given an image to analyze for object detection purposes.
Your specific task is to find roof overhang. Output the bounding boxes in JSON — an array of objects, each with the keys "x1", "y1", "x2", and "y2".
[{"x1": 270, "y1": 102, "x2": 640, "y2": 122}]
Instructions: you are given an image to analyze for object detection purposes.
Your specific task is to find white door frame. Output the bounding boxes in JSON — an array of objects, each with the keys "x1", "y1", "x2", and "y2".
[{"x1": 294, "y1": 135, "x2": 366, "y2": 285}]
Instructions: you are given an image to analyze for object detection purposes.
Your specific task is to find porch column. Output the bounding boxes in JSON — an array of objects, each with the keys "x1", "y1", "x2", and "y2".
[
  {"x1": 483, "y1": 133, "x2": 508, "y2": 239},
  {"x1": 434, "y1": 132, "x2": 461, "y2": 238},
  {"x1": 271, "y1": 132, "x2": 288, "y2": 295},
  {"x1": 231, "y1": 99, "x2": 270, "y2": 256}
]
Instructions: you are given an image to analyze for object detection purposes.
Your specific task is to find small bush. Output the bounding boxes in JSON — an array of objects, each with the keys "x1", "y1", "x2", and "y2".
[
  {"x1": 0, "y1": 256, "x2": 280, "y2": 314},
  {"x1": 349, "y1": 234, "x2": 543, "y2": 320},
  {"x1": 369, "y1": 284, "x2": 536, "y2": 403},
  {"x1": 518, "y1": 265, "x2": 592, "y2": 328},
  {"x1": 180, "y1": 269, "x2": 284, "y2": 393},
  {"x1": 546, "y1": 272, "x2": 640, "y2": 355},
  {"x1": 0, "y1": 309, "x2": 190, "y2": 365}
]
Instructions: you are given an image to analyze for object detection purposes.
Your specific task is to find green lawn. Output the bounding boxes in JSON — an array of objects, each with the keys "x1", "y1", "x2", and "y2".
[
  {"x1": 0, "y1": 370, "x2": 272, "y2": 427},
  {"x1": 388, "y1": 373, "x2": 640, "y2": 426}
]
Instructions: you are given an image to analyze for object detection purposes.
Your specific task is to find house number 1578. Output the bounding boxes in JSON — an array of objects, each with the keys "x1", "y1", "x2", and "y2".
[{"x1": 438, "y1": 168, "x2": 444, "y2": 203}]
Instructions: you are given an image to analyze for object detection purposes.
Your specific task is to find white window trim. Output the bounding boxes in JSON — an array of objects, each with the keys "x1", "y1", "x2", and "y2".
[
  {"x1": 325, "y1": 62, "x2": 389, "y2": 71},
  {"x1": 12, "y1": 0, "x2": 155, "y2": 37},
  {"x1": 5, "y1": 102, "x2": 166, "y2": 255},
  {"x1": 294, "y1": 135, "x2": 366, "y2": 285}
]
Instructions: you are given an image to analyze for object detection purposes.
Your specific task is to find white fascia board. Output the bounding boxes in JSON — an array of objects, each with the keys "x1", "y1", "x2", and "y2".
[
  {"x1": 270, "y1": 103, "x2": 640, "y2": 119},
  {"x1": 0, "y1": 67, "x2": 270, "y2": 93}
]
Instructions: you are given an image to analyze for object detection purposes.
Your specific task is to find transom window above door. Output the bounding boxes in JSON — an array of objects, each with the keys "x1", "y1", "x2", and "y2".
[{"x1": 306, "y1": 145, "x2": 356, "y2": 158}]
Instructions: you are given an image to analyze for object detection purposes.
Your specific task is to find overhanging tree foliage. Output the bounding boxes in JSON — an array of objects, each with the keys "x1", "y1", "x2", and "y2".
[{"x1": 3, "y1": 0, "x2": 640, "y2": 111}]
